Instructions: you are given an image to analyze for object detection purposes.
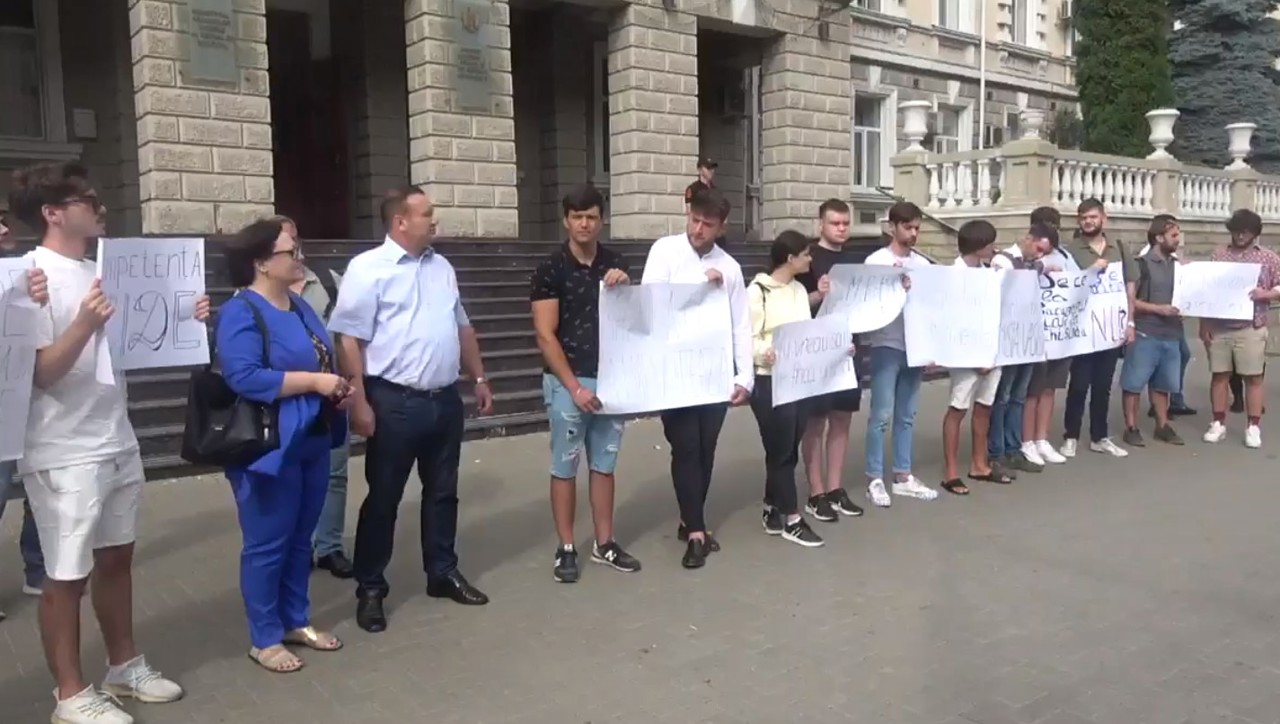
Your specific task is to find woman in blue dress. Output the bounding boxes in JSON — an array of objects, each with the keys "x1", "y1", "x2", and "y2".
[{"x1": 217, "y1": 218, "x2": 352, "y2": 673}]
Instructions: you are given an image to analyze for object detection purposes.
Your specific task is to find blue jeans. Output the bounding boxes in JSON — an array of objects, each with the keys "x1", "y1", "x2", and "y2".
[
  {"x1": 542, "y1": 374, "x2": 625, "y2": 478},
  {"x1": 312, "y1": 439, "x2": 351, "y2": 558},
  {"x1": 1172, "y1": 333, "x2": 1191, "y2": 406},
  {"x1": 865, "y1": 347, "x2": 924, "y2": 480},
  {"x1": 0, "y1": 460, "x2": 44, "y2": 588},
  {"x1": 988, "y1": 363, "x2": 1033, "y2": 458}
]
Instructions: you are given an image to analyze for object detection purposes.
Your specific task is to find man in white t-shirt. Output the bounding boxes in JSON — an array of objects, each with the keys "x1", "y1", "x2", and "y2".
[{"x1": 9, "y1": 162, "x2": 209, "y2": 724}]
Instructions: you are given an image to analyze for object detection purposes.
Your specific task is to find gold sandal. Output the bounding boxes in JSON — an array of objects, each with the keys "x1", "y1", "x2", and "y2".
[
  {"x1": 248, "y1": 645, "x2": 304, "y2": 673},
  {"x1": 283, "y1": 626, "x2": 343, "y2": 652}
]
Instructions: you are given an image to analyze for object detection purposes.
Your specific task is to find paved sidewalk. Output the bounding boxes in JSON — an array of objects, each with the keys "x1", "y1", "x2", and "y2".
[{"x1": 3, "y1": 364, "x2": 1280, "y2": 724}]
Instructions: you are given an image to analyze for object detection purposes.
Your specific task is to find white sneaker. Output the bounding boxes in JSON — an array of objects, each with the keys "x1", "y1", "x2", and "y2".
[
  {"x1": 1089, "y1": 438, "x2": 1129, "y2": 457},
  {"x1": 1203, "y1": 421, "x2": 1227, "y2": 443},
  {"x1": 1059, "y1": 438, "x2": 1078, "y2": 458},
  {"x1": 52, "y1": 686, "x2": 133, "y2": 724},
  {"x1": 1020, "y1": 441, "x2": 1046, "y2": 466},
  {"x1": 891, "y1": 475, "x2": 939, "y2": 501},
  {"x1": 1245, "y1": 424, "x2": 1262, "y2": 449},
  {"x1": 101, "y1": 656, "x2": 184, "y2": 704},
  {"x1": 22, "y1": 583, "x2": 41, "y2": 596},
  {"x1": 866, "y1": 479, "x2": 892, "y2": 508},
  {"x1": 1036, "y1": 440, "x2": 1067, "y2": 464}
]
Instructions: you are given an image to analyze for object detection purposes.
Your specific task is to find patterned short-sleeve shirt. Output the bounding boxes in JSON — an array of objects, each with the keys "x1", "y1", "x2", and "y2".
[
  {"x1": 1208, "y1": 242, "x2": 1280, "y2": 329},
  {"x1": 530, "y1": 242, "x2": 632, "y2": 378}
]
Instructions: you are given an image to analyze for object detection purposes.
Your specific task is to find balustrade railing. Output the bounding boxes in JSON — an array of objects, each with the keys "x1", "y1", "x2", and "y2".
[
  {"x1": 1051, "y1": 157, "x2": 1156, "y2": 213},
  {"x1": 1178, "y1": 168, "x2": 1233, "y2": 219},
  {"x1": 924, "y1": 151, "x2": 1005, "y2": 210}
]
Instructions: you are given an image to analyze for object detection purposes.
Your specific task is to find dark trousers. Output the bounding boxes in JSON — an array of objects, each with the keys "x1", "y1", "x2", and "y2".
[
  {"x1": 659, "y1": 402, "x2": 729, "y2": 533},
  {"x1": 747, "y1": 377, "x2": 802, "y2": 517},
  {"x1": 353, "y1": 378, "x2": 464, "y2": 598},
  {"x1": 1064, "y1": 347, "x2": 1122, "y2": 442}
]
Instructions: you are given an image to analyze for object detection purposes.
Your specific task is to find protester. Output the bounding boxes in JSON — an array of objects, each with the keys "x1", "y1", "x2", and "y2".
[
  {"x1": 862, "y1": 201, "x2": 934, "y2": 506},
  {"x1": 1061, "y1": 198, "x2": 1136, "y2": 458},
  {"x1": 329, "y1": 186, "x2": 495, "y2": 633},
  {"x1": 1020, "y1": 208, "x2": 1074, "y2": 467},
  {"x1": 218, "y1": 218, "x2": 350, "y2": 672},
  {"x1": 530, "y1": 185, "x2": 640, "y2": 583},
  {"x1": 1138, "y1": 225, "x2": 1197, "y2": 420},
  {"x1": 795, "y1": 198, "x2": 864, "y2": 521},
  {"x1": 641, "y1": 187, "x2": 752, "y2": 568},
  {"x1": 747, "y1": 230, "x2": 827, "y2": 547},
  {"x1": 1201, "y1": 209, "x2": 1280, "y2": 448}
]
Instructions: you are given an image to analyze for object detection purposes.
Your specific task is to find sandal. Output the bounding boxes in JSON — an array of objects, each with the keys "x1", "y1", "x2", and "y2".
[
  {"x1": 284, "y1": 626, "x2": 343, "y2": 652},
  {"x1": 249, "y1": 645, "x2": 304, "y2": 673},
  {"x1": 968, "y1": 469, "x2": 1013, "y2": 485},
  {"x1": 940, "y1": 478, "x2": 970, "y2": 495}
]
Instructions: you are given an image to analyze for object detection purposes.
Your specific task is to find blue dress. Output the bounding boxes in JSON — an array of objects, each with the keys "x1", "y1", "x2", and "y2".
[{"x1": 216, "y1": 289, "x2": 346, "y2": 649}]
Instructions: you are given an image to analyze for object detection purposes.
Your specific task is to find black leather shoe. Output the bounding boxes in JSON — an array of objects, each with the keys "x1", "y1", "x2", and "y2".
[
  {"x1": 1169, "y1": 404, "x2": 1197, "y2": 417},
  {"x1": 677, "y1": 524, "x2": 720, "y2": 553},
  {"x1": 426, "y1": 571, "x2": 489, "y2": 606},
  {"x1": 316, "y1": 552, "x2": 354, "y2": 579},
  {"x1": 681, "y1": 539, "x2": 708, "y2": 569},
  {"x1": 356, "y1": 593, "x2": 387, "y2": 633}
]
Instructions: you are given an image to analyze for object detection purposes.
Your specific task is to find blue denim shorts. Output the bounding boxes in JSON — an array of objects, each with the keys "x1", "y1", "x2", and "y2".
[
  {"x1": 1119, "y1": 334, "x2": 1182, "y2": 394},
  {"x1": 542, "y1": 374, "x2": 625, "y2": 479}
]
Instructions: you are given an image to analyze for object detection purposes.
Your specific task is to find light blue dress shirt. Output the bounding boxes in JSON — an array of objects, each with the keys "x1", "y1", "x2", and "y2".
[{"x1": 328, "y1": 237, "x2": 471, "y2": 391}]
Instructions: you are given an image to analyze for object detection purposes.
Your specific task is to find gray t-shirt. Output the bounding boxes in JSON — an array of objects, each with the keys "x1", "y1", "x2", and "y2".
[
  {"x1": 297, "y1": 266, "x2": 343, "y2": 324},
  {"x1": 861, "y1": 245, "x2": 928, "y2": 351},
  {"x1": 1133, "y1": 247, "x2": 1181, "y2": 340}
]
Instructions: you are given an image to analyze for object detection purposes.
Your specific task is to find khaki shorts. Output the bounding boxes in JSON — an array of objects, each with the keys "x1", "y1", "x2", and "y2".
[
  {"x1": 1208, "y1": 326, "x2": 1268, "y2": 377},
  {"x1": 948, "y1": 368, "x2": 1003, "y2": 410}
]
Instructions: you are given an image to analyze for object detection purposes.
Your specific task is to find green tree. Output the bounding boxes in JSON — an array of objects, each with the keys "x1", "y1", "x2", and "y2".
[
  {"x1": 1075, "y1": 0, "x2": 1176, "y2": 157},
  {"x1": 1168, "y1": 0, "x2": 1280, "y2": 172}
]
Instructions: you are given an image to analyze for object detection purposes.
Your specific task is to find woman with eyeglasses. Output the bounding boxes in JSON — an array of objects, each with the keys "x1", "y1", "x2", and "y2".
[{"x1": 217, "y1": 218, "x2": 353, "y2": 673}]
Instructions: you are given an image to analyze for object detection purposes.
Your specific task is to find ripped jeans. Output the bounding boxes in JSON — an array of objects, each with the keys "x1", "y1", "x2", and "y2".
[{"x1": 542, "y1": 374, "x2": 626, "y2": 479}]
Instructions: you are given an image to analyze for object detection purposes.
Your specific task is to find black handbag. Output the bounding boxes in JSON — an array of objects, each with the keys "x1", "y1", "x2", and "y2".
[{"x1": 180, "y1": 298, "x2": 280, "y2": 466}]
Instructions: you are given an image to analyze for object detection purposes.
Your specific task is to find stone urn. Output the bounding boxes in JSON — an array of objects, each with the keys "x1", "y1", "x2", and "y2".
[
  {"x1": 1144, "y1": 108, "x2": 1181, "y2": 160},
  {"x1": 1019, "y1": 109, "x2": 1045, "y2": 140},
  {"x1": 1225, "y1": 122, "x2": 1257, "y2": 170},
  {"x1": 899, "y1": 100, "x2": 933, "y2": 152}
]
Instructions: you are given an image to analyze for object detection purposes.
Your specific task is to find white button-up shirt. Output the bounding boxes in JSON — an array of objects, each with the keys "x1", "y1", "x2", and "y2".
[
  {"x1": 328, "y1": 237, "x2": 470, "y2": 391},
  {"x1": 641, "y1": 233, "x2": 754, "y2": 392}
]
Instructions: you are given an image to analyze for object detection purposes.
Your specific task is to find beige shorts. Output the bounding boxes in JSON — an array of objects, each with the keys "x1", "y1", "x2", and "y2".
[
  {"x1": 1208, "y1": 326, "x2": 1268, "y2": 377},
  {"x1": 948, "y1": 368, "x2": 1003, "y2": 410},
  {"x1": 24, "y1": 450, "x2": 144, "y2": 581}
]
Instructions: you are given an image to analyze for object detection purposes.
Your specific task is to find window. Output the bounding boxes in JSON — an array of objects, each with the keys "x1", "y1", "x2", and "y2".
[
  {"x1": 853, "y1": 0, "x2": 882, "y2": 10},
  {"x1": 592, "y1": 41, "x2": 610, "y2": 182},
  {"x1": 852, "y1": 96, "x2": 883, "y2": 188},
  {"x1": 1005, "y1": 110, "x2": 1021, "y2": 141},
  {"x1": 932, "y1": 107, "x2": 962, "y2": 153},
  {"x1": 1011, "y1": 0, "x2": 1029, "y2": 45},
  {"x1": 938, "y1": 0, "x2": 962, "y2": 31},
  {"x1": 0, "y1": 0, "x2": 43, "y2": 138}
]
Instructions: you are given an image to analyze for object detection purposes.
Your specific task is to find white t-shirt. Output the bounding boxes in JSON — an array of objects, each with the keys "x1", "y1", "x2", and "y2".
[
  {"x1": 20, "y1": 246, "x2": 137, "y2": 474},
  {"x1": 862, "y1": 245, "x2": 928, "y2": 351}
]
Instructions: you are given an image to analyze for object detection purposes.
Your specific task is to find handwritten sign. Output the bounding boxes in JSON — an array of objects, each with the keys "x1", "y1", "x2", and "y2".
[
  {"x1": 817, "y1": 264, "x2": 908, "y2": 334},
  {"x1": 97, "y1": 238, "x2": 209, "y2": 371},
  {"x1": 903, "y1": 266, "x2": 1002, "y2": 368},
  {"x1": 1172, "y1": 261, "x2": 1261, "y2": 321},
  {"x1": 771, "y1": 315, "x2": 858, "y2": 407},
  {"x1": 1040, "y1": 266, "x2": 1127, "y2": 360},
  {"x1": 995, "y1": 270, "x2": 1047, "y2": 366},
  {"x1": 0, "y1": 260, "x2": 38, "y2": 461},
  {"x1": 596, "y1": 283, "x2": 734, "y2": 414}
]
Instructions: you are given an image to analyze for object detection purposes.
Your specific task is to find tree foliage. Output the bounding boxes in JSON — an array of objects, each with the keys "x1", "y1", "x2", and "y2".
[
  {"x1": 1075, "y1": 0, "x2": 1176, "y2": 157},
  {"x1": 1168, "y1": 0, "x2": 1280, "y2": 172}
]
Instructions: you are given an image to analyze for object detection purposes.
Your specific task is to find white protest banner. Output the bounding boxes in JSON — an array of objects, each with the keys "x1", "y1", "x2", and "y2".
[
  {"x1": 817, "y1": 264, "x2": 908, "y2": 333},
  {"x1": 596, "y1": 283, "x2": 734, "y2": 414},
  {"x1": 995, "y1": 269, "x2": 1047, "y2": 366},
  {"x1": 1040, "y1": 266, "x2": 1128, "y2": 360},
  {"x1": 771, "y1": 315, "x2": 858, "y2": 407},
  {"x1": 0, "y1": 259, "x2": 38, "y2": 462},
  {"x1": 97, "y1": 238, "x2": 209, "y2": 371},
  {"x1": 903, "y1": 265, "x2": 1002, "y2": 368},
  {"x1": 1172, "y1": 260, "x2": 1261, "y2": 321}
]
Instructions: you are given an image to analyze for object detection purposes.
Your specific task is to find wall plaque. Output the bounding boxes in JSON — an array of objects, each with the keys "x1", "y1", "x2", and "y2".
[
  {"x1": 454, "y1": 0, "x2": 496, "y2": 114},
  {"x1": 188, "y1": 0, "x2": 237, "y2": 84}
]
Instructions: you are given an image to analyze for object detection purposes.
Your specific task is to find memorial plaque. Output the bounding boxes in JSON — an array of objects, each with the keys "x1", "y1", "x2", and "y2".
[
  {"x1": 188, "y1": 0, "x2": 237, "y2": 84},
  {"x1": 454, "y1": 0, "x2": 496, "y2": 114}
]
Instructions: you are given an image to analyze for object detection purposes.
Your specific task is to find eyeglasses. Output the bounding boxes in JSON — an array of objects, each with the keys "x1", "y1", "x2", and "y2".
[
  {"x1": 61, "y1": 196, "x2": 104, "y2": 212},
  {"x1": 272, "y1": 246, "x2": 303, "y2": 260}
]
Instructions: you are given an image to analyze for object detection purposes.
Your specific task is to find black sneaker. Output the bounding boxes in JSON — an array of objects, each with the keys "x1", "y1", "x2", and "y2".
[
  {"x1": 781, "y1": 518, "x2": 825, "y2": 548},
  {"x1": 553, "y1": 545, "x2": 579, "y2": 583},
  {"x1": 591, "y1": 540, "x2": 641, "y2": 573},
  {"x1": 677, "y1": 524, "x2": 721, "y2": 552},
  {"x1": 827, "y1": 488, "x2": 864, "y2": 517},
  {"x1": 681, "y1": 538, "x2": 708, "y2": 569},
  {"x1": 1122, "y1": 427, "x2": 1146, "y2": 447},
  {"x1": 1169, "y1": 403, "x2": 1198, "y2": 417},
  {"x1": 1153, "y1": 424, "x2": 1185, "y2": 446},
  {"x1": 804, "y1": 494, "x2": 839, "y2": 522},
  {"x1": 762, "y1": 507, "x2": 784, "y2": 535}
]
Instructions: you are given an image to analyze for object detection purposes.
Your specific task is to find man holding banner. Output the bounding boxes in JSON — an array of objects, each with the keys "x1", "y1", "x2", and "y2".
[{"x1": 1137, "y1": 216, "x2": 1197, "y2": 420}]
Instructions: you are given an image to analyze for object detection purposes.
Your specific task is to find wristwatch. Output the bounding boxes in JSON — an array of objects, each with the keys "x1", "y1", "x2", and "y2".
[{"x1": 474, "y1": 376, "x2": 489, "y2": 386}]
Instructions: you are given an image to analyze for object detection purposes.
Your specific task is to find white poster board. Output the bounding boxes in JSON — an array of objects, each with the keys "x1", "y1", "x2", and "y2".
[
  {"x1": 1040, "y1": 266, "x2": 1128, "y2": 360},
  {"x1": 1172, "y1": 261, "x2": 1261, "y2": 321},
  {"x1": 596, "y1": 283, "x2": 734, "y2": 414},
  {"x1": 995, "y1": 269, "x2": 1047, "y2": 366},
  {"x1": 903, "y1": 265, "x2": 1002, "y2": 368},
  {"x1": 817, "y1": 264, "x2": 908, "y2": 334},
  {"x1": 97, "y1": 238, "x2": 209, "y2": 371},
  {"x1": 770, "y1": 314, "x2": 858, "y2": 407},
  {"x1": 0, "y1": 260, "x2": 39, "y2": 462}
]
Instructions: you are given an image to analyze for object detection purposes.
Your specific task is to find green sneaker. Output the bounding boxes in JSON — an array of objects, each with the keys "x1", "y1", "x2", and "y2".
[
  {"x1": 1153, "y1": 424, "x2": 1185, "y2": 446},
  {"x1": 1010, "y1": 450, "x2": 1044, "y2": 473}
]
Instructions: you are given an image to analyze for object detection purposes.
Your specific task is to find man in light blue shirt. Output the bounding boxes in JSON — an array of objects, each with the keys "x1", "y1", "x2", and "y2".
[{"x1": 329, "y1": 186, "x2": 494, "y2": 634}]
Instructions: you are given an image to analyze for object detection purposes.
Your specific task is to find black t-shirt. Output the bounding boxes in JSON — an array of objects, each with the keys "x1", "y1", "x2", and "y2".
[
  {"x1": 529, "y1": 242, "x2": 631, "y2": 378},
  {"x1": 796, "y1": 242, "x2": 864, "y2": 313}
]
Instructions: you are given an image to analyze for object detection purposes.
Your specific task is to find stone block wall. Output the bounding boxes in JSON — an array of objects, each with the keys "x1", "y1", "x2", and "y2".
[{"x1": 129, "y1": 0, "x2": 275, "y2": 234}]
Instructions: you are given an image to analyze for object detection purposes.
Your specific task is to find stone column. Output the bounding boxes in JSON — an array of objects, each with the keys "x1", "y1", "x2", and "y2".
[
  {"x1": 405, "y1": 0, "x2": 519, "y2": 238},
  {"x1": 607, "y1": 5, "x2": 698, "y2": 240},
  {"x1": 759, "y1": 26, "x2": 851, "y2": 239},
  {"x1": 129, "y1": 0, "x2": 274, "y2": 234},
  {"x1": 996, "y1": 137, "x2": 1058, "y2": 209}
]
